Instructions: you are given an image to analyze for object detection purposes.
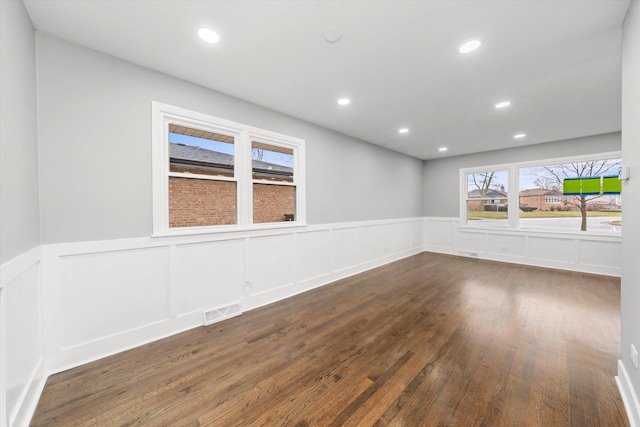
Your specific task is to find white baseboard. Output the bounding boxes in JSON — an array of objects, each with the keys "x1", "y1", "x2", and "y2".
[
  {"x1": 10, "y1": 359, "x2": 46, "y2": 427},
  {"x1": 617, "y1": 360, "x2": 640, "y2": 427},
  {"x1": 46, "y1": 311, "x2": 203, "y2": 375}
]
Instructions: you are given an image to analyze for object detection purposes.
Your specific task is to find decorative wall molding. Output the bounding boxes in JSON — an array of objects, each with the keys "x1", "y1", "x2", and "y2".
[
  {"x1": 423, "y1": 217, "x2": 621, "y2": 276},
  {"x1": 0, "y1": 246, "x2": 44, "y2": 427},
  {"x1": 41, "y1": 218, "x2": 425, "y2": 376}
]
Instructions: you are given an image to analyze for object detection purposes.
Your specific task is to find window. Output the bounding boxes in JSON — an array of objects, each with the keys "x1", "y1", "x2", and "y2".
[
  {"x1": 461, "y1": 153, "x2": 622, "y2": 235},
  {"x1": 152, "y1": 102, "x2": 305, "y2": 235},
  {"x1": 464, "y1": 170, "x2": 509, "y2": 228}
]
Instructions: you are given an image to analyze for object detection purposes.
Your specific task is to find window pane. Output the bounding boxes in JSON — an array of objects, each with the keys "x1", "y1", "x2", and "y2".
[
  {"x1": 252, "y1": 141, "x2": 294, "y2": 182},
  {"x1": 467, "y1": 170, "x2": 508, "y2": 197},
  {"x1": 169, "y1": 124, "x2": 234, "y2": 178},
  {"x1": 519, "y1": 159, "x2": 622, "y2": 234},
  {"x1": 253, "y1": 183, "x2": 295, "y2": 223},
  {"x1": 466, "y1": 170, "x2": 508, "y2": 227},
  {"x1": 169, "y1": 177, "x2": 236, "y2": 227}
]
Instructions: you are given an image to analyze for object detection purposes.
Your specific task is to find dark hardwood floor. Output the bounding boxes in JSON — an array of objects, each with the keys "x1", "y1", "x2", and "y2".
[{"x1": 31, "y1": 252, "x2": 628, "y2": 426}]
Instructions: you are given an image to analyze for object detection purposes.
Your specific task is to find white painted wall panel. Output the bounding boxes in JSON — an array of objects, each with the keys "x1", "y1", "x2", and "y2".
[
  {"x1": 295, "y1": 231, "x2": 331, "y2": 283},
  {"x1": 424, "y1": 219, "x2": 453, "y2": 250},
  {"x1": 247, "y1": 234, "x2": 294, "y2": 294},
  {"x1": 396, "y1": 222, "x2": 413, "y2": 253},
  {"x1": 457, "y1": 231, "x2": 486, "y2": 254},
  {"x1": 424, "y1": 217, "x2": 620, "y2": 276},
  {"x1": 175, "y1": 240, "x2": 244, "y2": 315},
  {"x1": 486, "y1": 234, "x2": 527, "y2": 258},
  {"x1": 411, "y1": 220, "x2": 425, "y2": 249},
  {"x1": 331, "y1": 227, "x2": 358, "y2": 272},
  {"x1": 58, "y1": 248, "x2": 170, "y2": 348},
  {"x1": 5, "y1": 264, "x2": 41, "y2": 423},
  {"x1": 528, "y1": 237, "x2": 577, "y2": 264},
  {"x1": 379, "y1": 224, "x2": 397, "y2": 259},
  {"x1": 358, "y1": 225, "x2": 381, "y2": 264},
  {"x1": 580, "y1": 239, "x2": 621, "y2": 269}
]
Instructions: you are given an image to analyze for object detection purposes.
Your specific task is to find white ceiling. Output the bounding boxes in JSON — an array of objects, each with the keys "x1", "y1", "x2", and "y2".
[{"x1": 23, "y1": 0, "x2": 630, "y2": 160}]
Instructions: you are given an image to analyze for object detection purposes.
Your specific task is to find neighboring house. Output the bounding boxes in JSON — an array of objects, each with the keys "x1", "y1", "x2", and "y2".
[
  {"x1": 467, "y1": 187, "x2": 508, "y2": 211},
  {"x1": 169, "y1": 143, "x2": 293, "y2": 179},
  {"x1": 169, "y1": 143, "x2": 295, "y2": 225},
  {"x1": 519, "y1": 188, "x2": 566, "y2": 211}
]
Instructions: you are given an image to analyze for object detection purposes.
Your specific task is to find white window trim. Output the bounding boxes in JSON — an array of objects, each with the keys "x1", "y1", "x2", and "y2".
[
  {"x1": 152, "y1": 101, "x2": 306, "y2": 237},
  {"x1": 459, "y1": 151, "x2": 622, "y2": 235}
]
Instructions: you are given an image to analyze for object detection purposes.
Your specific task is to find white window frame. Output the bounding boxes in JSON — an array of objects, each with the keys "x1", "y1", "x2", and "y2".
[
  {"x1": 459, "y1": 151, "x2": 622, "y2": 234},
  {"x1": 152, "y1": 101, "x2": 306, "y2": 237}
]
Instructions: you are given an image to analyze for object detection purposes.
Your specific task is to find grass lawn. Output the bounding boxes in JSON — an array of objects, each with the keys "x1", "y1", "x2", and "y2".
[{"x1": 468, "y1": 210, "x2": 621, "y2": 220}]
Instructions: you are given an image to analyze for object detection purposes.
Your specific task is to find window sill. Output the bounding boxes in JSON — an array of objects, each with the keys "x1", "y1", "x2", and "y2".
[{"x1": 458, "y1": 224, "x2": 621, "y2": 241}]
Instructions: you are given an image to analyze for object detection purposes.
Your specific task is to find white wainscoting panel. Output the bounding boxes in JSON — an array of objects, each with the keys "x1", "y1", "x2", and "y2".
[
  {"x1": 358, "y1": 225, "x2": 382, "y2": 266},
  {"x1": 331, "y1": 227, "x2": 358, "y2": 273},
  {"x1": 396, "y1": 221, "x2": 413, "y2": 253},
  {"x1": 579, "y1": 239, "x2": 623, "y2": 277},
  {"x1": 411, "y1": 220, "x2": 424, "y2": 250},
  {"x1": 0, "y1": 247, "x2": 45, "y2": 427},
  {"x1": 379, "y1": 223, "x2": 397, "y2": 260},
  {"x1": 424, "y1": 217, "x2": 621, "y2": 276},
  {"x1": 295, "y1": 230, "x2": 331, "y2": 285},
  {"x1": 57, "y1": 248, "x2": 171, "y2": 350},
  {"x1": 175, "y1": 239, "x2": 245, "y2": 316},
  {"x1": 485, "y1": 234, "x2": 527, "y2": 259},
  {"x1": 456, "y1": 229, "x2": 485, "y2": 255},
  {"x1": 247, "y1": 234, "x2": 295, "y2": 296},
  {"x1": 424, "y1": 218, "x2": 455, "y2": 253}
]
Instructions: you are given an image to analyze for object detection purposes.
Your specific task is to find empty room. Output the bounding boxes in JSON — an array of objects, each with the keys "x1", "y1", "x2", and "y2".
[{"x1": 2, "y1": 0, "x2": 640, "y2": 426}]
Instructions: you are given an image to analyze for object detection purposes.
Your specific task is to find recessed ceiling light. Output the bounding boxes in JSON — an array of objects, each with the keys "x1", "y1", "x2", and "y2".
[
  {"x1": 198, "y1": 27, "x2": 220, "y2": 44},
  {"x1": 514, "y1": 133, "x2": 526, "y2": 139},
  {"x1": 458, "y1": 39, "x2": 481, "y2": 54},
  {"x1": 337, "y1": 98, "x2": 351, "y2": 106},
  {"x1": 495, "y1": 101, "x2": 511, "y2": 109},
  {"x1": 398, "y1": 128, "x2": 410, "y2": 134},
  {"x1": 439, "y1": 147, "x2": 448, "y2": 152}
]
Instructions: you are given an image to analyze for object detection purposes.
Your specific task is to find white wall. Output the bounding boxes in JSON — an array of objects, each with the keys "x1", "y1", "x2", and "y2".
[
  {"x1": 0, "y1": 1, "x2": 44, "y2": 426},
  {"x1": 618, "y1": 1, "x2": 640, "y2": 425},
  {"x1": 423, "y1": 132, "x2": 621, "y2": 217},
  {"x1": 0, "y1": 0, "x2": 41, "y2": 263},
  {"x1": 36, "y1": 34, "x2": 424, "y2": 245}
]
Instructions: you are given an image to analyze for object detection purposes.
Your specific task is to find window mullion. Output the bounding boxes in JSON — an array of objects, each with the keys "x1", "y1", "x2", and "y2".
[
  {"x1": 236, "y1": 130, "x2": 252, "y2": 226},
  {"x1": 508, "y1": 166, "x2": 519, "y2": 229}
]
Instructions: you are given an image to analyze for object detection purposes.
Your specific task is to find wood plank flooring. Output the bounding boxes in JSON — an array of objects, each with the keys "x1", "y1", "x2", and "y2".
[{"x1": 31, "y1": 252, "x2": 629, "y2": 426}]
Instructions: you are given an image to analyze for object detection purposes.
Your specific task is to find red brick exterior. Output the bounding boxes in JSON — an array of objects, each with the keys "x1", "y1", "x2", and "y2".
[
  {"x1": 253, "y1": 183, "x2": 295, "y2": 223},
  {"x1": 169, "y1": 177, "x2": 295, "y2": 227},
  {"x1": 169, "y1": 177, "x2": 236, "y2": 227}
]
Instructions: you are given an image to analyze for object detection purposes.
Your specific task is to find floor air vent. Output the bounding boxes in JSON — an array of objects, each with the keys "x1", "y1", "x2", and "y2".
[{"x1": 203, "y1": 303, "x2": 242, "y2": 326}]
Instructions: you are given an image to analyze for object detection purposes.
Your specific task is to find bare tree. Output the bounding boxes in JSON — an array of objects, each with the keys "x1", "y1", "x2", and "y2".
[
  {"x1": 252, "y1": 148, "x2": 264, "y2": 161},
  {"x1": 468, "y1": 172, "x2": 495, "y2": 211},
  {"x1": 533, "y1": 160, "x2": 621, "y2": 231}
]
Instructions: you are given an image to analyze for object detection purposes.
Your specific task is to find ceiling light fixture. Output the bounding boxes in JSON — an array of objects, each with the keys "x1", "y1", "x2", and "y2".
[
  {"x1": 198, "y1": 27, "x2": 220, "y2": 44},
  {"x1": 439, "y1": 147, "x2": 448, "y2": 152},
  {"x1": 458, "y1": 39, "x2": 481, "y2": 54},
  {"x1": 514, "y1": 133, "x2": 526, "y2": 139},
  {"x1": 398, "y1": 128, "x2": 410, "y2": 134},
  {"x1": 495, "y1": 101, "x2": 511, "y2": 109},
  {"x1": 337, "y1": 98, "x2": 351, "y2": 106}
]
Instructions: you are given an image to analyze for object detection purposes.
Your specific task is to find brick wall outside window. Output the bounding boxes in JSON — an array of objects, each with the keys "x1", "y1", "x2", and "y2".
[
  {"x1": 169, "y1": 177, "x2": 236, "y2": 227},
  {"x1": 253, "y1": 183, "x2": 295, "y2": 223}
]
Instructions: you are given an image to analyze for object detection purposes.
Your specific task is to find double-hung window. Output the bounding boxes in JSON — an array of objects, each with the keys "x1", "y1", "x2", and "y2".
[{"x1": 152, "y1": 102, "x2": 305, "y2": 236}]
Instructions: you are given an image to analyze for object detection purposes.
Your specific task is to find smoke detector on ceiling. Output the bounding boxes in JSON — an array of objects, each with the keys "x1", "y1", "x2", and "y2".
[{"x1": 324, "y1": 25, "x2": 342, "y2": 43}]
